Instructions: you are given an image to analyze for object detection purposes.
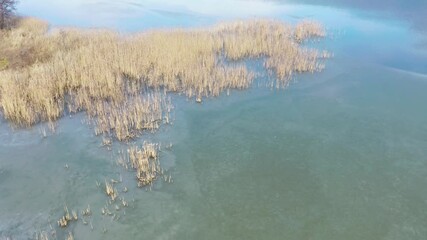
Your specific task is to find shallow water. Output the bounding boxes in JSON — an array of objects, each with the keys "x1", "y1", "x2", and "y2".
[{"x1": 1, "y1": 1, "x2": 427, "y2": 239}]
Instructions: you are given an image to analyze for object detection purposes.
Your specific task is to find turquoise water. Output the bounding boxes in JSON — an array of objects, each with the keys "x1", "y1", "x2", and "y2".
[{"x1": 1, "y1": 1, "x2": 427, "y2": 239}]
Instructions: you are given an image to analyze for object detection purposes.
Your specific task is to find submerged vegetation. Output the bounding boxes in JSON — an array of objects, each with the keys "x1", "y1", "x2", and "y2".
[{"x1": 0, "y1": 17, "x2": 329, "y2": 141}]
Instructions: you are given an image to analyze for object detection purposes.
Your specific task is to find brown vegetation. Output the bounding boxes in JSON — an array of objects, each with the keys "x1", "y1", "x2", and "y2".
[
  {"x1": 294, "y1": 20, "x2": 326, "y2": 42},
  {"x1": 57, "y1": 205, "x2": 78, "y2": 228},
  {"x1": 0, "y1": 17, "x2": 329, "y2": 141},
  {"x1": 118, "y1": 142, "x2": 161, "y2": 187}
]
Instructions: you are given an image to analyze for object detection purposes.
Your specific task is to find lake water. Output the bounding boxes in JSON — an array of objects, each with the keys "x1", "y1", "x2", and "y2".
[{"x1": 1, "y1": 0, "x2": 427, "y2": 239}]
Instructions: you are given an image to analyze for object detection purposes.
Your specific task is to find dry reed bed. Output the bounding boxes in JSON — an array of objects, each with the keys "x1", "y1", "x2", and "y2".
[{"x1": 0, "y1": 18, "x2": 329, "y2": 141}]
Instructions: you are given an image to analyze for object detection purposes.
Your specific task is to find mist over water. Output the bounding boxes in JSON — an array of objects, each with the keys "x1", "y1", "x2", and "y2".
[{"x1": 1, "y1": 0, "x2": 427, "y2": 239}]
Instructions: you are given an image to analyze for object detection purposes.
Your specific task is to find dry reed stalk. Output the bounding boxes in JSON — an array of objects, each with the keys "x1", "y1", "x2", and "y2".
[
  {"x1": 119, "y1": 142, "x2": 161, "y2": 187},
  {"x1": 105, "y1": 180, "x2": 117, "y2": 201},
  {"x1": 66, "y1": 232, "x2": 74, "y2": 240},
  {"x1": 57, "y1": 205, "x2": 78, "y2": 228},
  {"x1": 81, "y1": 205, "x2": 91, "y2": 216}
]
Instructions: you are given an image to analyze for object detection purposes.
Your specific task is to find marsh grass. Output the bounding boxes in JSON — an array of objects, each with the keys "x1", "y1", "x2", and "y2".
[
  {"x1": 294, "y1": 20, "x2": 326, "y2": 42},
  {"x1": 118, "y1": 142, "x2": 162, "y2": 187},
  {"x1": 0, "y1": 18, "x2": 329, "y2": 141},
  {"x1": 57, "y1": 205, "x2": 78, "y2": 228},
  {"x1": 105, "y1": 180, "x2": 118, "y2": 201}
]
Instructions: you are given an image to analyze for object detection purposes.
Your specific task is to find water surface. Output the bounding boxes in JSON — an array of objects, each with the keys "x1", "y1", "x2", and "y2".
[{"x1": 1, "y1": 0, "x2": 427, "y2": 239}]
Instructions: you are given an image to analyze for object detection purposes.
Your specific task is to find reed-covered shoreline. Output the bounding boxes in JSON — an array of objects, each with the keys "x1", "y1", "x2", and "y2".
[
  {"x1": 0, "y1": 17, "x2": 330, "y2": 238},
  {"x1": 0, "y1": 17, "x2": 329, "y2": 141}
]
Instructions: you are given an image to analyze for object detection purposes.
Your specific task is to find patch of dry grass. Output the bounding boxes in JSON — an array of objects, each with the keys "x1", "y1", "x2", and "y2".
[
  {"x1": 117, "y1": 142, "x2": 161, "y2": 187},
  {"x1": 294, "y1": 20, "x2": 326, "y2": 42},
  {"x1": 0, "y1": 18, "x2": 55, "y2": 69},
  {"x1": 0, "y1": 17, "x2": 329, "y2": 140}
]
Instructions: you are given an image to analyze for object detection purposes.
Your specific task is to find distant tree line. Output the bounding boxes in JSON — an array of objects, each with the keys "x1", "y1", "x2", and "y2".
[{"x1": 0, "y1": 0, "x2": 17, "y2": 29}]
